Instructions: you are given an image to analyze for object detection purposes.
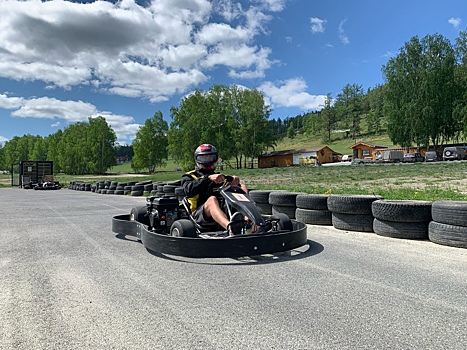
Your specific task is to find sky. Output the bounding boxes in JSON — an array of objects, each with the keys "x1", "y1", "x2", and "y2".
[{"x1": 0, "y1": 0, "x2": 466, "y2": 145}]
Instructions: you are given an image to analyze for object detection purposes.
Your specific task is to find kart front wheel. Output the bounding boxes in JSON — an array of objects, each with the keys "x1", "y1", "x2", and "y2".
[
  {"x1": 130, "y1": 206, "x2": 149, "y2": 225},
  {"x1": 270, "y1": 213, "x2": 293, "y2": 231},
  {"x1": 170, "y1": 219, "x2": 197, "y2": 238}
]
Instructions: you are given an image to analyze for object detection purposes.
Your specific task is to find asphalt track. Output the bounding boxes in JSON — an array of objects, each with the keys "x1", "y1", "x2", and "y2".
[{"x1": 1, "y1": 188, "x2": 466, "y2": 350}]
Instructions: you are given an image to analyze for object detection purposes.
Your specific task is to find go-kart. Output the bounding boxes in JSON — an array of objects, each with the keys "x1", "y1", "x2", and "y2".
[
  {"x1": 33, "y1": 181, "x2": 61, "y2": 190},
  {"x1": 112, "y1": 176, "x2": 307, "y2": 258}
]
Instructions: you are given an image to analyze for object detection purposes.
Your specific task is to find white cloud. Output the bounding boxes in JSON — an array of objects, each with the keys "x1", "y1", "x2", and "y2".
[
  {"x1": 2, "y1": 94, "x2": 139, "y2": 141},
  {"x1": 259, "y1": 78, "x2": 326, "y2": 110},
  {"x1": 310, "y1": 17, "x2": 326, "y2": 34},
  {"x1": 0, "y1": 135, "x2": 8, "y2": 144},
  {"x1": 0, "y1": 0, "x2": 279, "y2": 103},
  {"x1": 338, "y1": 19, "x2": 350, "y2": 45},
  {"x1": 448, "y1": 17, "x2": 461, "y2": 29}
]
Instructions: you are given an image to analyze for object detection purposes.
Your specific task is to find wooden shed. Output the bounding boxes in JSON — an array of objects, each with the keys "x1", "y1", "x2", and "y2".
[
  {"x1": 258, "y1": 146, "x2": 340, "y2": 168},
  {"x1": 350, "y1": 142, "x2": 388, "y2": 160}
]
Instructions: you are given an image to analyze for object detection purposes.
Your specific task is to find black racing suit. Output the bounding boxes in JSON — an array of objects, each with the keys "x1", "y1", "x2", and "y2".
[{"x1": 181, "y1": 169, "x2": 219, "y2": 224}]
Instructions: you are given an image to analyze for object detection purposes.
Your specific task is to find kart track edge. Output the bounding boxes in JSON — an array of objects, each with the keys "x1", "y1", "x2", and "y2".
[{"x1": 112, "y1": 214, "x2": 308, "y2": 258}]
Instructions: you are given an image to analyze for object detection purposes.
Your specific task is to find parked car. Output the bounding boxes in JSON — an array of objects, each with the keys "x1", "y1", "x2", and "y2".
[
  {"x1": 403, "y1": 152, "x2": 424, "y2": 163},
  {"x1": 443, "y1": 147, "x2": 466, "y2": 161},
  {"x1": 425, "y1": 151, "x2": 442, "y2": 162},
  {"x1": 341, "y1": 154, "x2": 353, "y2": 162}
]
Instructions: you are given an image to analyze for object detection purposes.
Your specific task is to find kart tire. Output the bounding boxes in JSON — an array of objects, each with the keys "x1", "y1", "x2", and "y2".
[
  {"x1": 132, "y1": 185, "x2": 144, "y2": 192},
  {"x1": 272, "y1": 205, "x2": 296, "y2": 219},
  {"x1": 296, "y1": 194, "x2": 329, "y2": 210},
  {"x1": 131, "y1": 190, "x2": 143, "y2": 196},
  {"x1": 144, "y1": 184, "x2": 153, "y2": 192},
  {"x1": 114, "y1": 190, "x2": 125, "y2": 195},
  {"x1": 332, "y1": 212, "x2": 374, "y2": 232},
  {"x1": 371, "y1": 200, "x2": 432, "y2": 222},
  {"x1": 328, "y1": 194, "x2": 383, "y2": 215},
  {"x1": 170, "y1": 219, "x2": 197, "y2": 237},
  {"x1": 432, "y1": 201, "x2": 467, "y2": 227},
  {"x1": 270, "y1": 213, "x2": 293, "y2": 231},
  {"x1": 373, "y1": 218, "x2": 429, "y2": 239},
  {"x1": 428, "y1": 221, "x2": 467, "y2": 248},
  {"x1": 130, "y1": 206, "x2": 149, "y2": 225},
  {"x1": 295, "y1": 208, "x2": 332, "y2": 226}
]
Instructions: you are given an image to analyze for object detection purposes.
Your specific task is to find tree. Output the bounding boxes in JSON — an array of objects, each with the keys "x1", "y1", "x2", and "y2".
[
  {"x1": 318, "y1": 93, "x2": 336, "y2": 143},
  {"x1": 334, "y1": 83, "x2": 364, "y2": 140},
  {"x1": 86, "y1": 116, "x2": 117, "y2": 174},
  {"x1": 383, "y1": 33, "x2": 457, "y2": 148},
  {"x1": 287, "y1": 124, "x2": 295, "y2": 139},
  {"x1": 132, "y1": 111, "x2": 169, "y2": 172}
]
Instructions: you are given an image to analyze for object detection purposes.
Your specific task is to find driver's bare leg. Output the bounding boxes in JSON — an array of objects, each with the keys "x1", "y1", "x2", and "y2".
[{"x1": 203, "y1": 196, "x2": 229, "y2": 229}]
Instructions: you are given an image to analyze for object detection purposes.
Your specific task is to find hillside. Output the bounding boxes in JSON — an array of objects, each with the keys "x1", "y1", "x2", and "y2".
[{"x1": 272, "y1": 132, "x2": 396, "y2": 156}]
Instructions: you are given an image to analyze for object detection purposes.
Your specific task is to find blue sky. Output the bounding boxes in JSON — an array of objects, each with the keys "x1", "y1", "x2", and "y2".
[{"x1": 0, "y1": 0, "x2": 465, "y2": 145}]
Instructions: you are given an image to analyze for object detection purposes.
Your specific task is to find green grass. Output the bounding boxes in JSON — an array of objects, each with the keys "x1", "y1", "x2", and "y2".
[{"x1": 3, "y1": 133, "x2": 467, "y2": 201}]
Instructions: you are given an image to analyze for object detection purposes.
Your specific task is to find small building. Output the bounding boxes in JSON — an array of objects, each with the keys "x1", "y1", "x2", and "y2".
[
  {"x1": 350, "y1": 142, "x2": 388, "y2": 160},
  {"x1": 258, "y1": 146, "x2": 341, "y2": 168},
  {"x1": 11, "y1": 160, "x2": 54, "y2": 187}
]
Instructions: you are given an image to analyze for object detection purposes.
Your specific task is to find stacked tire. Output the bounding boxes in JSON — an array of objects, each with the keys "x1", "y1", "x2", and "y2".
[
  {"x1": 249, "y1": 190, "x2": 273, "y2": 215},
  {"x1": 328, "y1": 194, "x2": 383, "y2": 232},
  {"x1": 371, "y1": 200, "x2": 432, "y2": 239},
  {"x1": 295, "y1": 194, "x2": 332, "y2": 225},
  {"x1": 269, "y1": 191, "x2": 299, "y2": 219},
  {"x1": 429, "y1": 201, "x2": 467, "y2": 248}
]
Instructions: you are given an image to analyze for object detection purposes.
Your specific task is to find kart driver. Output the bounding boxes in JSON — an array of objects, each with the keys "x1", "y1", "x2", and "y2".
[{"x1": 181, "y1": 143, "x2": 248, "y2": 236}]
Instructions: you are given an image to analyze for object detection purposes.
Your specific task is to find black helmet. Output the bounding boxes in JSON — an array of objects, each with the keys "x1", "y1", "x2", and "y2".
[{"x1": 194, "y1": 144, "x2": 218, "y2": 171}]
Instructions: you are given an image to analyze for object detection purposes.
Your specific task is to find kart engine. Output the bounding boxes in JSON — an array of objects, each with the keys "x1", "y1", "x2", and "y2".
[{"x1": 146, "y1": 196, "x2": 180, "y2": 233}]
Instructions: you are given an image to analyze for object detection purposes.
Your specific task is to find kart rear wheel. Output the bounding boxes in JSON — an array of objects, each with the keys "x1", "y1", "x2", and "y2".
[
  {"x1": 270, "y1": 213, "x2": 293, "y2": 231},
  {"x1": 130, "y1": 206, "x2": 149, "y2": 225},
  {"x1": 170, "y1": 219, "x2": 197, "y2": 238}
]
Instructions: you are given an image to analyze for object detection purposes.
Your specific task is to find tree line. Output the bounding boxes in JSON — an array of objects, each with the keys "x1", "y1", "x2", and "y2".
[{"x1": 2, "y1": 31, "x2": 467, "y2": 172}]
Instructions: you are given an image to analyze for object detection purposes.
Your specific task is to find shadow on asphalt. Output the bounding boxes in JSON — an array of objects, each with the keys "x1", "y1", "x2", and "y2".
[{"x1": 143, "y1": 239, "x2": 324, "y2": 265}]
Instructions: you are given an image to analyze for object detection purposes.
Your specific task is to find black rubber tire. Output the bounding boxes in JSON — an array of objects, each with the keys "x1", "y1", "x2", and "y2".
[
  {"x1": 256, "y1": 202, "x2": 273, "y2": 215},
  {"x1": 332, "y1": 212, "x2": 374, "y2": 232},
  {"x1": 328, "y1": 194, "x2": 383, "y2": 215},
  {"x1": 270, "y1": 213, "x2": 293, "y2": 231},
  {"x1": 130, "y1": 206, "x2": 149, "y2": 225},
  {"x1": 295, "y1": 208, "x2": 332, "y2": 225},
  {"x1": 163, "y1": 184, "x2": 177, "y2": 193},
  {"x1": 249, "y1": 190, "x2": 272, "y2": 203},
  {"x1": 269, "y1": 191, "x2": 299, "y2": 206},
  {"x1": 136, "y1": 180, "x2": 152, "y2": 186},
  {"x1": 371, "y1": 200, "x2": 432, "y2": 222},
  {"x1": 144, "y1": 183, "x2": 153, "y2": 192},
  {"x1": 114, "y1": 190, "x2": 125, "y2": 195},
  {"x1": 106, "y1": 190, "x2": 114, "y2": 194},
  {"x1": 170, "y1": 219, "x2": 197, "y2": 237},
  {"x1": 272, "y1": 205, "x2": 296, "y2": 219},
  {"x1": 428, "y1": 221, "x2": 467, "y2": 248},
  {"x1": 124, "y1": 185, "x2": 132, "y2": 191},
  {"x1": 157, "y1": 184, "x2": 165, "y2": 192},
  {"x1": 131, "y1": 190, "x2": 144, "y2": 196},
  {"x1": 373, "y1": 218, "x2": 429, "y2": 239},
  {"x1": 132, "y1": 185, "x2": 144, "y2": 191},
  {"x1": 296, "y1": 194, "x2": 329, "y2": 210},
  {"x1": 432, "y1": 201, "x2": 467, "y2": 227}
]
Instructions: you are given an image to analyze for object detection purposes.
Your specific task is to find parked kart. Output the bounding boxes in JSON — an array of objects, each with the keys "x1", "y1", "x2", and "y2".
[
  {"x1": 112, "y1": 177, "x2": 307, "y2": 258},
  {"x1": 33, "y1": 181, "x2": 61, "y2": 190}
]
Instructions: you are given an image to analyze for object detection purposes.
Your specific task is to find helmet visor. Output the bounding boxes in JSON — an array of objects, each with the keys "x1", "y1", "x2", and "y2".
[{"x1": 195, "y1": 153, "x2": 218, "y2": 164}]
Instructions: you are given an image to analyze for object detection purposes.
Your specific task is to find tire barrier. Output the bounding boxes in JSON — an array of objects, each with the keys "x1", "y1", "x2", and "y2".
[
  {"x1": 269, "y1": 191, "x2": 299, "y2": 219},
  {"x1": 249, "y1": 190, "x2": 273, "y2": 215},
  {"x1": 371, "y1": 200, "x2": 432, "y2": 239},
  {"x1": 295, "y1": 194, "x2": 331, "y2": 225},
  {"x1": 66, "y1": 180, "x2": 467, "y2": 249},
  {"x1": 429, "y1": 201, "x2": 467, "y2": 248},
  {"x1": 328, "y1": 194, "x2": 383, "y2": 232}
]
